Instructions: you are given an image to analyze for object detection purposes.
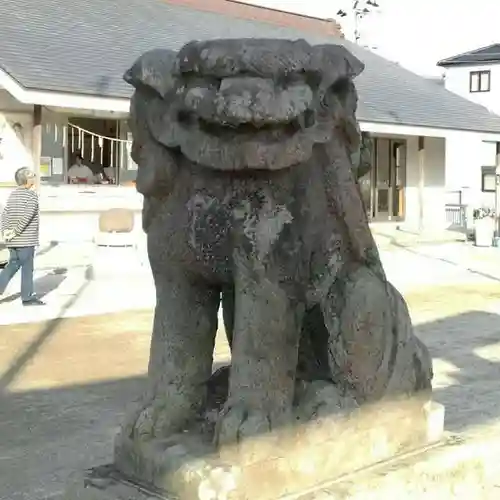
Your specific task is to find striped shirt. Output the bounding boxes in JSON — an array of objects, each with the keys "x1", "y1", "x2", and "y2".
[{"x1": 1, "y1": 188, "x2": 39, "y2": 247}]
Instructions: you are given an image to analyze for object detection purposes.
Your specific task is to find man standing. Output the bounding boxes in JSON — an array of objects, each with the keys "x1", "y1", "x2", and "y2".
[{"x1": 0, "y1": 167, "x2": 44, "y2": 306}]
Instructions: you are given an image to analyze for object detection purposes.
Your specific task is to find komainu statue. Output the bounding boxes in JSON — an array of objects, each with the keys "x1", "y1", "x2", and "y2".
[{"x1": 113, "y1": 39, "x2": 434, "y2": 499}]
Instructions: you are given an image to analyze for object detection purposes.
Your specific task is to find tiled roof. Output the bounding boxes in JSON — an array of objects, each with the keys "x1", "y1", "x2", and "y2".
[
  {"x1": 438, "y1": 44, "x2": 500, "y2": 67},
  {"x1": 162, "y1": 0, "x2": 343, "y2": 36},
  {"x1": 2, "y1": 0, "x2": 500, "y2": 133}
]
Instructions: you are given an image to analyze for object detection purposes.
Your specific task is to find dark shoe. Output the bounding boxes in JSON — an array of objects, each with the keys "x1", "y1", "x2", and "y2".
[{"x1": 22, "y1": 297, "x2": 45, "y2": 306}]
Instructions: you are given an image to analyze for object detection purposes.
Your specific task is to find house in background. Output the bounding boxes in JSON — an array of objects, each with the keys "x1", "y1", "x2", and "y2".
[
  {"x1": 0, "y1": 0, "x2": 343, "y2": 192},
  {"x1": 438, "y1": 44, "x2": 500, "y2": 113},
  {"x1": 1, "y1": 0, "x2": 342, "y2": 189},
  {"x1": 438, "y1": 44, "x2": 500, "y2": 209},
  {"x1": 1, "y1": 0, "x2": 500, "y2": 241}
]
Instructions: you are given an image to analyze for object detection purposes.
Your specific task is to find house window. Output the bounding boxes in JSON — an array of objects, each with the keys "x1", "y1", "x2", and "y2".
[
  {"x1": 470, "y1": 70, "x2": 491, "y2": 93},
  {"x1": 481, "y1": 166, "x2": 497, "y2": 192}
]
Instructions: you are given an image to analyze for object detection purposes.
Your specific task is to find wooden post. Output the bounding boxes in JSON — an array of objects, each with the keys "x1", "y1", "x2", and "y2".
[
  {"x1": 418, "y1": 136, "x2": 425, "y2": 232},
  {"x1": 32, "y1": 104, "x2": 42, "y2": 191}
]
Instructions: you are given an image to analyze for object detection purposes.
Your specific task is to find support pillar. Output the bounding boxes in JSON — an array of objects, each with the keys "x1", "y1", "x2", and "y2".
[
  {"x1": 418, "y1": 136, "x2": 425, "y2": 232},
  {"x1": 495, "y1": 143, "x2": 500, "y2": 237},
  {"x1": 32, "y1": 104, "x2": 42, "y2": 191}
]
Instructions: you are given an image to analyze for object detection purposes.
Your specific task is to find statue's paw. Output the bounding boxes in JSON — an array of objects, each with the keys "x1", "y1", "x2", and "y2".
[
  {"x1": 215, "y1": 404, "x2": 285, "y2": 463},
  {"x1": 122, "y1": 396, "x2": 183, "y2": 441},
  {"x1": 215, "y1": 404, "x2": 273, "y2": 447}
]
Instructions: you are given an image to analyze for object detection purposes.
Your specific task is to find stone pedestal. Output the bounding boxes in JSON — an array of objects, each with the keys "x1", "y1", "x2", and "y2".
[
  {"x1": 66, "y1": 404, "x2": 500, "y2": 500},
  {"x1": 65, "y1": 401, "x2": 444, "y2": 500}
]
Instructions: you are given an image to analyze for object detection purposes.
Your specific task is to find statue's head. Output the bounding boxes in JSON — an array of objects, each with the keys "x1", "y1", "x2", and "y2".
[{"x1": 124, "y1": 39, "x2": 364, "y2": 194}]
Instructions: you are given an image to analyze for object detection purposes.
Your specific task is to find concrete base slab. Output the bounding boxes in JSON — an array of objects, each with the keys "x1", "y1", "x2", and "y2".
[
  {"x1": 64, "y1": 432, "x2": 498, "y2": 500},
  {"x1": 114, "y1": 400, "x2": 444, "y2": 499},
  {"x1": 66, "y1": 401, "x2": 445, "y2": 500}
]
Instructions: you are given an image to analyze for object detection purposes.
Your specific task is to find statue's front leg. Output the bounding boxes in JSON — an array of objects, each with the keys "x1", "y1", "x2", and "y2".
[
  {"x1": 216, "y1": 272, "x2": 304, "y2": 446},
  {"x1": 118, "y1": 269, "x2": 220, "y2": 444}
]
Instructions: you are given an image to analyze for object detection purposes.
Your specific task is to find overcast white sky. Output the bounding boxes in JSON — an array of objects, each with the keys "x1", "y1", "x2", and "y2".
[{"x1": 241, "y1": 0, "x2": 500, "y2": 76}]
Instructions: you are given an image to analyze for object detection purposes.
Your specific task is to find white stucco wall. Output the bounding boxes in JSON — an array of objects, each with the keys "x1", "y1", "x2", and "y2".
[
  {"x1": 444, "y1": 63, "x2": 500, "y2": 114},
  {"x1": 445, "y1": 131, "x2": 497, "y2": 208},
  {"x1": 0, "y1": 88, "x2": 134, "y2": 186},
  {"x1": 0, "y1": 89, "x2": 71, "y2": 184},
  {"x1": 41, "y1": 111, "x2": 69, "y2": 183},
  {"x1": 0, "y1": 184, "x2": 144, "y2": 243},
  {"x1": 0, "y1": 90, "x2": 34, "y2": 183},
  {"x1": 404, "y1": 136, "x2": 447, "y2": 232}
]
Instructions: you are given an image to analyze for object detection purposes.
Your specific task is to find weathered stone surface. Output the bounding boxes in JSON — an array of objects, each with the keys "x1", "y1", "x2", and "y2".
[
  {"x1": 67, "y1": 429, "x2": 496, "y2": 500},
  {"x1": 106, "y1": 38, "x2": 434, "y2": 498},
  {"x1": 114, "y1": 398, "x2": 443, "y2": 499},
  {"x1": 69, "y1": 402, "x2": 444, "y2": 499}
]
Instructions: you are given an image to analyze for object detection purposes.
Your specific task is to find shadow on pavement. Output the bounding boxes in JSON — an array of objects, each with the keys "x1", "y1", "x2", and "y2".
[
  {"x1": 36, "y1": 241, "x2": 59, "y2": 258},
  {"x1": 0, "y1": 278, "x2": 90, "y2": 393},
  {"x1": 0, "y1": 267, "x2": 69, "y2": 305},
  {"x1": 394, "y1": 242, "x2": 500, "y2": 283},
  {"x1": 0, "y1": 310, "x2": 499, "y2": 499},
  {"x1": 416, "y1": 310, "x2": 500, "y2": 432}
]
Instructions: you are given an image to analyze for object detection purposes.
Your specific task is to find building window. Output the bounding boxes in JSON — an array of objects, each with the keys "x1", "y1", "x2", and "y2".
[
  {"x1": 481, "y1": 166, "x2": 497, "y2": 192},
  {"x1": 470, "y1": 70, "x2": 491, "y2": 93}
]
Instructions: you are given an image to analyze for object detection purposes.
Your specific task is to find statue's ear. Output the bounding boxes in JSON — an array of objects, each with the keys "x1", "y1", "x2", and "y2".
[
  {"x1": 311, "y1": 44, "x2": 364, "y2": 90},
  {"x1": 128, "y1": 91, "x2": 151, "y2": 146},
  {"x1": 128, "y1": 90, "x2": 179, "y2": 198},
  {"x1": 319, "y1": 76, "x2": 361, "y2": 156},
  {"x1": 311, "y1": 44, "x2": 363, "y2": 151},
  {"x1": 124, "y1": 49, "x2": 178, "y2": 98}
]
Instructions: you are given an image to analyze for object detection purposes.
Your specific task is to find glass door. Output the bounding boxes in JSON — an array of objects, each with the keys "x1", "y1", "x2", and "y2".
[
  {"x1": 374, "y1": 138, "x2": 391, "y2": 220},
  {"x1": 393, "y1": 141, "x2": 406, "y2": 219},
  {"x1": 357, "y1": 134, "x2": 374, "y2": 218},
  {"x1": 373, "y1": 138, "x2": 407, "y2": 221}
]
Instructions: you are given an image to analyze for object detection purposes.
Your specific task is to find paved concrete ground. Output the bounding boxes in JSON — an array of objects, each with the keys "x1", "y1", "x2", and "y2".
[
  {"x1": 0, "y1": 241, "x2": 499, "y2": 499},
  {"x1": 0, "y1": 241, "x2": 152, "y2": 326},
  {"x1": 1, "y1": 239, "x2": 498, "y2": 325}
]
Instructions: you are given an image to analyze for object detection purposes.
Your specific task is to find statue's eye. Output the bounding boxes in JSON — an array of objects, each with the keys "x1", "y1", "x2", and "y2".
[
  {"x1": 277, "y1": 72, "x2": 303, "y2": 87},
  {"x1": 305, "y1": 72, "x2": 322, "y2": 90},
  {"x1": 319, "y1": 90, "x2": 332, "y2": 110},
  {"x1": 131, "y1": 143, "x2": 143, "y2": 156},
  {"x1": 205, "y1": 77, "x2": 221, "y2": 90},
  {"x1": 304, "y1": 110, "x2": 316, "y2": 128}
]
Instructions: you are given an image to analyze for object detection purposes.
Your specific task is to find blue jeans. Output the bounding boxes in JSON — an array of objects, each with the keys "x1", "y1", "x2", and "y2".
[{"x1": 0, "y1": 246, "x2": 35, "y2": 302}]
